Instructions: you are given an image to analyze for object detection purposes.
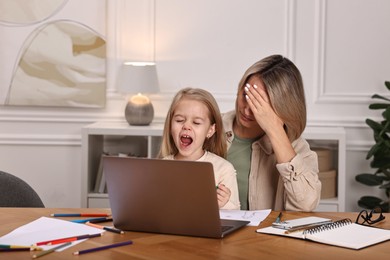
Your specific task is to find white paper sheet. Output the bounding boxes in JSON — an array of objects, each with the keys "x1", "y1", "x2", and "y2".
[
  {"x1": 219, "y1": 209, "x2": 271, "y2": 226},
  {"x1": 0, "y1": 217, "x2": 104, "y2": 251}
]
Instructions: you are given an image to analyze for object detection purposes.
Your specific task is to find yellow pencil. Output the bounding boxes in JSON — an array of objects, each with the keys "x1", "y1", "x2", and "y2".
[{"x1": 0, "y1": 244, "x2": 42, "y2": 251}]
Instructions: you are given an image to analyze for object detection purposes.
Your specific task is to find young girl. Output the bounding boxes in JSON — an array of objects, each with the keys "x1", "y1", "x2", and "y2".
[{"x1": 159, "y1": 87, "x2": 240, "y2": 210}]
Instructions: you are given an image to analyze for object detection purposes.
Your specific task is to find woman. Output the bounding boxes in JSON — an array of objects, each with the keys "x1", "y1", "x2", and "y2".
[{"x1": 222, "y1": 54, "x2": 321, "y2": 211}]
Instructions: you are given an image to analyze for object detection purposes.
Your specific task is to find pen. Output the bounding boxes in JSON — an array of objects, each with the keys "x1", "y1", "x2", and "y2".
[
  {"x1": 51, "y1": 213, "x2": 111, "y2": 217},
  {"x1": 34, "y1": 233, "x2": 102, "y2": 246},
  {"x1": 32, "y1": 242, "x2": 72, "y2": 259},
  {"x1": 85, "y1": 222, "x2": 125, "y2": 234},
  {"x1": 284, "y1": 223, "x2": 324, "y2": 234},
  {"x1": 73, "y1": 240, "x2": 133, "y2": 255},
  {"x1": 275, "y1": 212, "x2": 282, "y2": 223},
  {"x1": 71, "y1": 217, "x2": 112, "y2": 223}
]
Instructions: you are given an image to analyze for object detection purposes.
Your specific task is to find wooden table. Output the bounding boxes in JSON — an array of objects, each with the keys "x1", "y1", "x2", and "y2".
[{"x1": 0, "y1": 208, "x2": 389, "y2": 259}]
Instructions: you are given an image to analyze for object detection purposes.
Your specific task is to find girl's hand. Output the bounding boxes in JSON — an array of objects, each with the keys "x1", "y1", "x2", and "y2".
[{"x1": 217, "y1": 184, "x2": 231, "y2": 208}]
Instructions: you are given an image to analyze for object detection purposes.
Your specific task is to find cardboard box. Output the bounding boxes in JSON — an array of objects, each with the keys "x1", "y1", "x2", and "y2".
[
  {"x1": 318, "y1": 170, "x2": 337, "y2": 199},
  {"x1": 313, "y1": 148, "x2": 334, "y2": 172}
]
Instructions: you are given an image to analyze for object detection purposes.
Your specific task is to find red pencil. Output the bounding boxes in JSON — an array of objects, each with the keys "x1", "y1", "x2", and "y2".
[{"x1": 34, "y1": 233, "x2": 103, "y2": 246}]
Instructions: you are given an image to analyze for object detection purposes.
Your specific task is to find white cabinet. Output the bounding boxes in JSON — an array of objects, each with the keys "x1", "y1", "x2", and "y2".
[
  {"x1": 303, "y1": 127, "x2": 346, "y2": 212},
  {"x1": 81, "y1": 122, "x2": 346, "y2": 211},
  {"x1": 81, "y1": 121, "x2": 164, "y2": 208}
]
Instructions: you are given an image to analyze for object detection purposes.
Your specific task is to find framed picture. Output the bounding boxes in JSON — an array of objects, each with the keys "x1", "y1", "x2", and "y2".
[{"x1": 0, "y1": 0, "x2": 106, "y2": 108}]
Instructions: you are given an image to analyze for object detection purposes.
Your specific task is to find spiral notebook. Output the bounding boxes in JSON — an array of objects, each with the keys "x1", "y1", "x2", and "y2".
[{"x1": 257, "y1": 218, "x2": 390, "y2": 250}]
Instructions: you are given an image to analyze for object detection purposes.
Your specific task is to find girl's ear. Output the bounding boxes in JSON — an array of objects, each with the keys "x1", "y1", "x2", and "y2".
[{"x1": 207, "y1": 124, "x2": 216, "y2": 138}]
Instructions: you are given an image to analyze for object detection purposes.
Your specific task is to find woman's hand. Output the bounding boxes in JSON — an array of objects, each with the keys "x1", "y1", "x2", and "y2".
[
  {"x1": 244, "y1": 83, "x2": 284, "y2": 134},
  {"x1": 244, "y1": 83, "x2": 296, "y2": 163},
  {"x1": 216, "y1": 184, "x2": 231, "y2": 208}
]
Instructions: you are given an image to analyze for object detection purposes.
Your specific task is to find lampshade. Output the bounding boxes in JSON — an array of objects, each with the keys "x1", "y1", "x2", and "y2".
[
  {"x1": 118, "y1": 62, "x2": 159, "y2": 126},
  {"x1": 118, "y1": 62, "x2": 159, "y2": 94}
]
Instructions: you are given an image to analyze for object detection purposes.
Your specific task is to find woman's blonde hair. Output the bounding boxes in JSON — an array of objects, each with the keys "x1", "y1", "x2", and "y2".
[
  {"x1": 159, "y1": 87, "x2": 227, "y2": 158},
  {"x1": 237, "y1": 54, "x2": 307, "y2": 142}
]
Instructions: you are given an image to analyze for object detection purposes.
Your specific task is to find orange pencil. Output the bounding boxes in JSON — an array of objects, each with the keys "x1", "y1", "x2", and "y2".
[{"x1": 85, "y1": 222, "x2": 125, "y2": 234}]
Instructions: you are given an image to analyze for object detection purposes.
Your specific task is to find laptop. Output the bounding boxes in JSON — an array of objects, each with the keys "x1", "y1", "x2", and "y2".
[{"x1": 103, "y1": 156, "x2": 250, "y2": 238}]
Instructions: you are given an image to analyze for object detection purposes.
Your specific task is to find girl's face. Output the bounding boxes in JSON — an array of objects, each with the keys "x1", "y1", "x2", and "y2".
[{"x1": 171, "y1": 98, "x2": 215, "y2": 161}]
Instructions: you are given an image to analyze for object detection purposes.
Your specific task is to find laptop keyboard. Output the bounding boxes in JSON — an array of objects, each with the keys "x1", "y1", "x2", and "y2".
[{"x1": 221, "y1": 225, "x2": 234, "y2": 233}]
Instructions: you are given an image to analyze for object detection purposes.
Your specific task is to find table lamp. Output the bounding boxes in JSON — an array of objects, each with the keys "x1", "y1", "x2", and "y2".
[{"x1": 118, "y1": 62, "x2": 159, "y2": 126}]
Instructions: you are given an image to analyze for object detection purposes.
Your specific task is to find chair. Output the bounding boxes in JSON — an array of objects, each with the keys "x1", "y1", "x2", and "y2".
[{"x1": 0, "y1": 171, "x2": 45, "y2": 207}]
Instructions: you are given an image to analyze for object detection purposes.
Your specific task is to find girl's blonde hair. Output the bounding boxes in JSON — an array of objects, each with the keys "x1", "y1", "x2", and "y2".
[
  {"x1": 237, "y1": 54, "x2": 307, "y2": 142},
  {"x1": 159, "y1": 87, "x2": 227, "y2": 158}
]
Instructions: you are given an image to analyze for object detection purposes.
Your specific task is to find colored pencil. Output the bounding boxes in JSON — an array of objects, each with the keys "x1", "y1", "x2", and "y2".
[
  {"x1": 70, "y1": 217, "x2": 112, "y2": 223},
  {"x1": 32, "y1": 242, "x2": 72, "y2": 259},
  {"x1": 73, "y1": 240, "x2": 133, "y2": 255},
  {"x1": 85, "y1": 222, "x2": 125, "y2": 234},
  {"x1": 0, "y1": 248, "x2": 31, "y2": 252},
  {"x1": 1, "y1": 244, "x2": 33, "y2": 249},
  {"x1": 89, "y1": 217, "x2": 113, "y2": 223},
  {"x1": 50, "y1": 213, "x2": 111, "y2": 217},
  {"x1": 0, "y1": 244, "x2": 42, "y2": 251},
  {"x1": 34, "y1": 233, "x2": 102, "y2": 246}
]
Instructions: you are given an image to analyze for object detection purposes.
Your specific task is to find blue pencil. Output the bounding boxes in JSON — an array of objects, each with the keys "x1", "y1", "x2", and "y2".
[{"x1": 73, "y1": 240, "x2": 133, "y2": 255}]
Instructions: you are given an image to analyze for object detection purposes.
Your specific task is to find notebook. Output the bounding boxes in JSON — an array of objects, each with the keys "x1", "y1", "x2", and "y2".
[
  {"x1": 257, "y1": 218, "x2": 390, "y2": 250},
  {"x1": 103, "y1": 156, "x2": 250, "y2": 238}
]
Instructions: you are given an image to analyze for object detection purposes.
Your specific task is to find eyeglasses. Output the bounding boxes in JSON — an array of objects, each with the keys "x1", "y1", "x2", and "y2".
[{"x1": 355, "y1": 207, "x2": 385, "y2": 226}]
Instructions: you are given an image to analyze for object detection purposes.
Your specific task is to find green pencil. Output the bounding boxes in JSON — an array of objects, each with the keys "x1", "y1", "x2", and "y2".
[{"x1": 32, "y1": 242, "x2": 71, "y2": 258}]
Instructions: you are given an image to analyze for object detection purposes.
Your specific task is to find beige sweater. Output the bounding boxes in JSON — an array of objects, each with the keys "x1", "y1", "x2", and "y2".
[
  {"x1": 164, "y1": 151, "x2": 240, "y2": 210},
  {"x1": 222, "y1": 110, "x2": 321, "y2": 211}
]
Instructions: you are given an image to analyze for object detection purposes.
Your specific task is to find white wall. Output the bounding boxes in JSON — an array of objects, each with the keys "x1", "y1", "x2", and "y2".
[{"x1": 0, "y1": 0, "x2": 389, "y2": 211}]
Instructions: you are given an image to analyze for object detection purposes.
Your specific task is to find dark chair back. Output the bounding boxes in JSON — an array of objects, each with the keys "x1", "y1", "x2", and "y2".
[{"x1": 0, "y1": 171, "x2": 45, "y2": 207}]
